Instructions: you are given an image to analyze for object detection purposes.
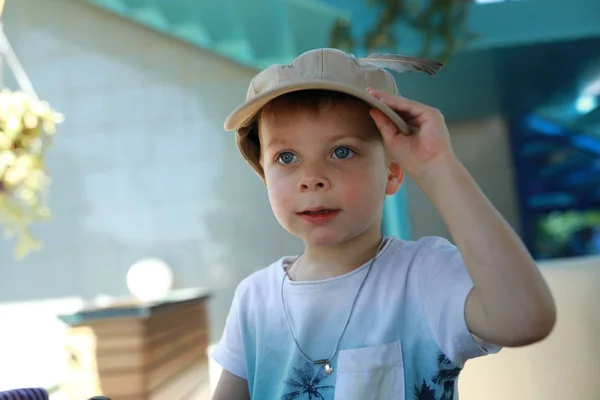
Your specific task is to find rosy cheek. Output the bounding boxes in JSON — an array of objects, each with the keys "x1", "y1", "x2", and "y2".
[
  {"x1": 339, "y1": 179, "x2": 364, "y2": 207},
  {"x1": 266, "y1": 172, "x2": 295, "y2": 213},
  {"x1": 338, "y1": 169, "x2": 383, "y2": 213}
]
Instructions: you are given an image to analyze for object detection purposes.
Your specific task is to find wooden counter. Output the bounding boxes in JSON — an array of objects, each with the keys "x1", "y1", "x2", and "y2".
[{"x1": 58, "y1": 288, "x2": 211, "y2": 400}]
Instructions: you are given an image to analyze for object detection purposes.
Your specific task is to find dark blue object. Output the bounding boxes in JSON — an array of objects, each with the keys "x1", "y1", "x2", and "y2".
[{"x1": 0, "y1": 388, "x2": 48, "y2": 400}]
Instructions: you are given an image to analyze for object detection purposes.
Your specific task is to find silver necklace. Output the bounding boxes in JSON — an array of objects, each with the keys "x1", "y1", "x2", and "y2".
[{"x1": 280, "y1": 236, "x2": 387, "y2": 376}]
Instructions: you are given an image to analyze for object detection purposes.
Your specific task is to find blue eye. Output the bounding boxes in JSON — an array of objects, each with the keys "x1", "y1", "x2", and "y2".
[
  {"x1": 277, "y1": 152, "x2": 297, "y2": 164},
  {"x1": 332, "y1": 146, "x2": 355, "y2": 159}
]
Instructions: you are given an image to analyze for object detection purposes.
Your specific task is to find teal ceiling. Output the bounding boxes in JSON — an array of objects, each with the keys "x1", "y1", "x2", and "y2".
[
  {"x1": 320, "y1": 0, "x2": 600, "y2": 53},
  {"x1": 83, "y1": 0, "x2": 345, "y2": 69},
  {"x1": 82, "y1": 0, "x2": 600, "y2": 68},
  {"x1": 78, "y1": 0, "x2": 600, "y2": 128}
]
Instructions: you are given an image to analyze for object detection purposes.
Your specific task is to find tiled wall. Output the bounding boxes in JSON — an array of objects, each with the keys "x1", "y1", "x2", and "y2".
[{"x1": 0, "y1": 0, "x2": 303, "y2": 340}]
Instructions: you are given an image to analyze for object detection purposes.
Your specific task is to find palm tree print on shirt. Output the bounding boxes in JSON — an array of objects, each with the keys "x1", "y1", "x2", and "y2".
[
  {"x1": 414, "y1": 353, "x2": 461, "y2": 400},
  {"x1": 281, "y1": 361, "x2": 334, "y2": 400}
]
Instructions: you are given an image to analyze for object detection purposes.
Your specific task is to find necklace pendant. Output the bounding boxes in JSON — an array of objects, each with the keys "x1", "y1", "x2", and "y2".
[{"x1": 324, "y1": 363, "x2": 333, "y2": 375}]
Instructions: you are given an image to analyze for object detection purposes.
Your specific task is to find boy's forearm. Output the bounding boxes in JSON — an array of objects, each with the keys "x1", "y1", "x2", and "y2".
[{"x1": 414, "y1": 155, "x2": 556, "y2": 342}]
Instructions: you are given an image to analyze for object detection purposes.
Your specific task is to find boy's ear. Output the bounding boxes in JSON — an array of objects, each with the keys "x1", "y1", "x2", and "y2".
[{"x1": 386, "y1": 161, "x2": 404, "y2": 195}]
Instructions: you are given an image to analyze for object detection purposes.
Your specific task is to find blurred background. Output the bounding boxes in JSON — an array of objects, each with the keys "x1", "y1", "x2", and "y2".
[{"x1": 0, "y1": 0, "x2": 598, "y2": 398}]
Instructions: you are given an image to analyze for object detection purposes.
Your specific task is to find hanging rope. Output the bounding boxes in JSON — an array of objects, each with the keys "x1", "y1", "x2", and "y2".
[
  {"x1": 0, "y1": 21, "x2": 37, "y2": 98},
  {"x1": 0, "y1": 0, "x2": 5, "y2": 90}
]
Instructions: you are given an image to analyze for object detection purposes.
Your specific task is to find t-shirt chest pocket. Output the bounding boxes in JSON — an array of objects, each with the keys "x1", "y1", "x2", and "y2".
[{"x1": 334, "y1": 341, "x2": 405, "y2": 400}]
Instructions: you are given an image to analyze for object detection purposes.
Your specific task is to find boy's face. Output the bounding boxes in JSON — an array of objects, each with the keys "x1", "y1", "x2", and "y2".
[{"x1": 259, "y1": 99, "x2": 403, "y2": 247}]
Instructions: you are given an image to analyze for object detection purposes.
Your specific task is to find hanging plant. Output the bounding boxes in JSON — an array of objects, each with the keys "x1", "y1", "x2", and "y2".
[
  {"x1": 0, "y1": 90, "x2": 64, "y2": 259},
  {"x1": 331, "y1": 0, "x2": 478, "y2": 62},
  {"x1": 0, "y1": 2, "x2": 64, "y2": 259}
]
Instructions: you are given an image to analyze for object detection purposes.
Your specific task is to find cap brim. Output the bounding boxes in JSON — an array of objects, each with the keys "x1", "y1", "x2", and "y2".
[{"x1": 223, "y1": 80, "x2": 409, "y2": 134}]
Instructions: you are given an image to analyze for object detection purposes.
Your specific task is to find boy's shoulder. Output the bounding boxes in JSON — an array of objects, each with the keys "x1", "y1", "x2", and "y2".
[
  {"x1": 390, "y1": 235, "x2": 456, "y2": 251},
  {"x1": 231, "y1": 256, "x2": 289, "y2": 302},
  {"x1": 384, "y1": 235, "x2": 461, "y2": 266},
  {"x1": 234, "y1": 235, "x2": 461, "y2": 295}
]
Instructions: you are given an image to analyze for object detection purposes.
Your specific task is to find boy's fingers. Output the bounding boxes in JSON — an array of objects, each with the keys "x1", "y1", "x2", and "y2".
[
  {"x1": 367, "y1": 88, "x2": 434, "y2": 121},
  {"x1": 369, "y1": 108, "x2": 398, "y2": 148},
  {"x1": 381, "y1": 96, "x2": 430, "y2": 122}
]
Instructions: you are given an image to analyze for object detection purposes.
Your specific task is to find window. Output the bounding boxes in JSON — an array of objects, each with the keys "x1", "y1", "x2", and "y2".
[{"x1": 510, "y1": 116, "x2": 600, "y2": 259}]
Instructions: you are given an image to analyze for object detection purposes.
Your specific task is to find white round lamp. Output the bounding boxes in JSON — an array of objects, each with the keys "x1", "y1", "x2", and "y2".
[{"x1": 126, "y1": 258, "x2": 174, "y2": 303}]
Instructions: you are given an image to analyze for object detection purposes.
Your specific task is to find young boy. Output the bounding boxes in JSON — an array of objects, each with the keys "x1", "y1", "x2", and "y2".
[{"x1": 211, "y1": 48, "x2": 556, "y2": 400}]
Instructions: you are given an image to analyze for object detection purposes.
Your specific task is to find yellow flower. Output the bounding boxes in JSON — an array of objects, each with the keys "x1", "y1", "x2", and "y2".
[
  {"x1": 6, "y1": 116, "x2": 21, "y2": 132},
  {"x1": 0, "y1": 90, "x2": 63, "y2": 260},
  {"x1": 0, "y1": 150, "x2": 16, "y2": 175}
]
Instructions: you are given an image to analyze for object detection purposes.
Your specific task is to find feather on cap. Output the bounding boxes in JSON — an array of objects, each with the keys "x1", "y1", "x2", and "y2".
[{"x1": 357, "y1": 53, "x2": 443, "y2": 75}]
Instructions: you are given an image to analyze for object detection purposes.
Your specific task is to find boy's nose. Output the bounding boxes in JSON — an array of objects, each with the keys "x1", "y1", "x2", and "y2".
[{"x1": 298, "y1": 175, "x2": 330, "y2": 191}]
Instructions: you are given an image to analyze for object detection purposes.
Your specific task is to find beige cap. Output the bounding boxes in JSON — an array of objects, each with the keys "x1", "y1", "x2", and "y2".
[{"x1": 224, "y1": 48, "x2": 442, "y2": 178}]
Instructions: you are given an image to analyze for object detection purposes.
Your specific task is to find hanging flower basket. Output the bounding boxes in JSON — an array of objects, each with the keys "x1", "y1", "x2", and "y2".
[
  {"x1": 0, "y1": 89, "x2": 63, "y2": 259},
  {"x1": 0, "y1": 13, "x2": 64, "y2": 259}
]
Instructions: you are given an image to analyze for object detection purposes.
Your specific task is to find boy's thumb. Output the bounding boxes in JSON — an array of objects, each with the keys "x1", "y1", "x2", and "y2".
[{"x1": 370, "y1": 108, "x2": 398, "y2": 144}]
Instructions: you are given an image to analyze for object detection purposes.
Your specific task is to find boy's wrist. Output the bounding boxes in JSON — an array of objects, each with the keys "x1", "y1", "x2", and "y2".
[{"x1": 410, "y1": 153, "x2": 466, "y2": 192}]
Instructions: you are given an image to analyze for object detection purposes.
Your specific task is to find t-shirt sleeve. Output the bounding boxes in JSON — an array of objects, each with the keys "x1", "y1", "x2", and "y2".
[
  {"x1": 211, "y1": 285, "x2": 247, "y2": 380},
  {"x1": 417, "y1": 237, "x2": 501, "y2": 368}
]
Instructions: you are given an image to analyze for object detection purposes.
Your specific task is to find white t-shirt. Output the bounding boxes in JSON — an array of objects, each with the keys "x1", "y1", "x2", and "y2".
[{"x1": 212, "y1": 236, "x2": 500, "y2": 399}]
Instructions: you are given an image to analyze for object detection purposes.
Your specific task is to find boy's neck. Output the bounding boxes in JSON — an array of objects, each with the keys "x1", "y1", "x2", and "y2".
[{"x1": 292, "y1": 228, "x2": 385, "y2": 281}]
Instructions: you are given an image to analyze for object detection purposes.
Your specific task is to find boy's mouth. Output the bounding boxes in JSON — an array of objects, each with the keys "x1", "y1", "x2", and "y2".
[
  {"x1": 297, "y1": 208, "x2": 341, "y2": 223},
  {"x1": 298, "y1": 208, "x2": 339, "y2": 215}
]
